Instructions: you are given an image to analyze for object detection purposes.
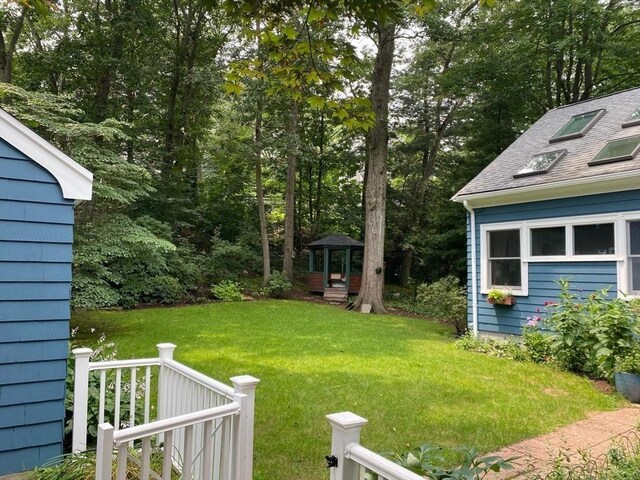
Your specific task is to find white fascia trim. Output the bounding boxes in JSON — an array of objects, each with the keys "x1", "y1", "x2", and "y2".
[
  {"x1": 452, "y1": 170, "x2": 640, "y2": 208},
  {"x1": 0, "y1": 108, "x2": 93, "y2": 200}
]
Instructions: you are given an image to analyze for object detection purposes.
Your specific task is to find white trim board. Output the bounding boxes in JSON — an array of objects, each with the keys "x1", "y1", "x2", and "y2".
[{"x1": 0, "y1": 108, "x2": 93, "y2": 200}]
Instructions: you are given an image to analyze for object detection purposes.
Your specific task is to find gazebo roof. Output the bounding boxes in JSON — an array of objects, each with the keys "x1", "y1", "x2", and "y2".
[{"x1": 307, "y1": 234, "x2": 364, "y2": 248}]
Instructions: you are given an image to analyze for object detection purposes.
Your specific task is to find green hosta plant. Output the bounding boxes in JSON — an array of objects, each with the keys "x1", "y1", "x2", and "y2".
[
  {"x1": 211, "y1": 280, "x2": 244, "y2": 302},
  {"x1": 382, "y1": 443, "x2": 515, "y2": 480}
]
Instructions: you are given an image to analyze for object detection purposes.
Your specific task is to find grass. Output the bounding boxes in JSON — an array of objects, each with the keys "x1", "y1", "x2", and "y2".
[{"x1": 72, "y1": 300, "x2": 621, "y2": 480}]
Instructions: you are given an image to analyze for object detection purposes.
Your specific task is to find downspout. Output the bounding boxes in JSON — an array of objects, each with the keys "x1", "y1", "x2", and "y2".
[{"x1": 463, "y1": 201, "x2": 479, "y2": 336}]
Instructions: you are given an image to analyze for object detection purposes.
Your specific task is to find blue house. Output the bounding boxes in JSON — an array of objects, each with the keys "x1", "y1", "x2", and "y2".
[
  {"x1": 453, "y1": 88, "x2": 640, "y2": 336},
  {"x1": 0, "y1": 108, "x2": 92, "y2": 475}
]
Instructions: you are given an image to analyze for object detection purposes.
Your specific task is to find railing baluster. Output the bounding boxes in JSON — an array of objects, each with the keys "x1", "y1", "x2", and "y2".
[
  {"x1": 141, "y1": 436, "x2": 151, "y2": 480},
  {"x1": 130, "y1": 367, "x2": 137, "y2": 427},
  {"x1": 202, "y1": 420, "x2": 214, "y2": 480},
  {"x1": 99, "y1": 370, "x2": 106, "y2": 424},
  {"x1": 183, "y1": 424, "x2": 194, "y2": 480},
  {"x1": 162, "y1": 430, "x2": 174, "y2": 480},
  {"x1": 115, "y1": 368, "x2": 122, "y2": 430},
  {"x1": 144, "y1": 366, "x2": 151, "y2": 424},
  {"x1": 116, "y1": 443, "x2": 128, "y2": 480}
]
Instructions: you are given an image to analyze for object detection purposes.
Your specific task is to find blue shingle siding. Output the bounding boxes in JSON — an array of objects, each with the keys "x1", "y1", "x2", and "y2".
[
  {"x1": 469, "y1": 190, "x2": 639, "y2": 335},
  {"x1": 0, "y1": 139, "x2": 74, "y2": 475}
]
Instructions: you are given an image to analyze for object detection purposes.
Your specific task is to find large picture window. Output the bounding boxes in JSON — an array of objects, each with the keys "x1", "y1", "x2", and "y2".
[
  {"x1": 531, "y1": 226, "x2": 566, "y2": 256},
  {"x1": 573, "y1": 223, "x2": 615, "y2": 255},
  {"x1": 488, "y1": 229, "x2": 521, "y2": 287}
]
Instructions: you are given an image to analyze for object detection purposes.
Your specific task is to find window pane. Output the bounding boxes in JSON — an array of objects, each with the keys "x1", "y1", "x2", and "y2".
[
  {"x1": 552, "y1": 110, "x2": 601, "y2": 140},
  {"x1": 515, "y1": 150, "x2": 566, "y2": 177},
  {"x1": 632, "y1": 258, "x2": 640, "y2": 292},
  {"x1": 574, "y1": 223, "x2": 615, "y2": 255},
  {"x1": 630, "y1": 221, "x2": 640, "y2": 255},
  {"x1": 312, "y1": 249, "x2": 324, "y2": 272},
  {"x1": 532, "y1": 227, "x2": 566, "y2": 256},
  {"x1": 490, "y1": 260, "x2": 522, "y2": 287},
  {"x1": 590, "y1": 136, "x2": 640, "y2": 164},
  {"x1": 350, "y1": 250, "x2": 363, "y2": 274},
  {"x1": 489, "y1": 230, "x2": 520, "y2": 258}
]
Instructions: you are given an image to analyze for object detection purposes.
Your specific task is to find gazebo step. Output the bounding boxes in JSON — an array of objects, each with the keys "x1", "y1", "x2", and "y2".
[{"x1": 324, "y1": 287, "x2": 348, "y2": 302}]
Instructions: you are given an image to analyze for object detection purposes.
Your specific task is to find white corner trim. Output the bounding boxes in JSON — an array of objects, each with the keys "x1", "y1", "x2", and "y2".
[
  {"x1": 0, "y1": 108, "x2": 93, "y2": 200},
  {"x1": 463, "y1": 201, "x2": 479, "y2": 336}
]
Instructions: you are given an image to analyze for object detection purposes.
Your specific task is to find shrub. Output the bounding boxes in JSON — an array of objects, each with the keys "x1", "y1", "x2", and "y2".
[
  {"x1": 522, "y1": 320, "x2": 553, "y2": 364},
  {"x1": 416, "y1": 276, "x2": 468, "y2": 336},
  {"x1": 385, "y1": 443, "x2": 515, "y2": 479},
  {"x1": 544, "y1": 279, "x2": 639, "y2": 379},
  {"x1": 264, "y1": 271, "x2": 292, "y2": 298},
  {"x1": 207, "y1": 238, "x2": 261, "y2": 283},
  {"x1": 615, "y1": 345, "x2": 640, "y2": 375},
  {"x1": 211, "y1": 280, "x2": 244, "y2": 302}
]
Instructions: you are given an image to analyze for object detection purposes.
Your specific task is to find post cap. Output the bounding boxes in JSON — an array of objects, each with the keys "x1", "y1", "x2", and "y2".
[
  {"x1": 230, "y1": 375, "x2": 261, "y2": 388},
  {"x1": 326, "y1": 412, "x2": 368, "y2": 429},
  {"x1": 72, "y1": 347, "x2": 93, "y2": 358}
]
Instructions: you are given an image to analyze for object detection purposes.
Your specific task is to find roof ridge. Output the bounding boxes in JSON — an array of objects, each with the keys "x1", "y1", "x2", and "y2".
[{"x1": 554, "y1": 86, "x2": 640, "y2": 110}]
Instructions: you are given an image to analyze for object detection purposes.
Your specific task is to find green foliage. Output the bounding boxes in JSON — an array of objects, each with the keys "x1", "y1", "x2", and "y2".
[
  {"x1": 207, "y1": 237, "x2": 262, "y2": 283},
  {"x1": 544, "y1": 279, "x2": 639, "y2": 379},
  {"x1": 522, "y1": 324, "x2": 553, "y2": 364},
  {"x1": 416, "y1": 276, "x2": 468, "y2": 335},
  {"x1": 264, "y1": 271, "x2": 293, "y2": 298},
  {"x1": 487, "y1": 289, "x2": 510, "y2": 303},
  {"x1": 211, "y1": 280, "x2": 244, "y2": 302},
  {"x1": 384, "y1": 443, "x2": 515, "y2": 480},
  {"x1": 456, "y1": 333, "x2": 529, "y2": 362},
  {"x1": 65, "y1": 332, "x2": 144, "y2": 449},
  {"x1": 615, "y1": 346, "x2": 640, "y2": 376}
]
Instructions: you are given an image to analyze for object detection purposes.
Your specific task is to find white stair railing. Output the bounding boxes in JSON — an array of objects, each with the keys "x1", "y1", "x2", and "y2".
[
  {"x1": 72, "y1": 343, "x2": 259, "y2": 480},
  {"x1": 326, "y1": 412, "x2": 424, "y2": 480}
]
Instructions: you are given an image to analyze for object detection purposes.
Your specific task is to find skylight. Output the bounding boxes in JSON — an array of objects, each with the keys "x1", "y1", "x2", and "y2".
[
  {"x1": 588, "y1": 136, "x2": 640, "y2": 166},
  {"x1": 623, "y1": 106, "x2": 640, "y2": 128},
  {"x1": 514, "y1": 150, "x2": 566, "y2": 178},
  {"x1": 550, "y1": 109, "x2": 605, "y2": 143}
]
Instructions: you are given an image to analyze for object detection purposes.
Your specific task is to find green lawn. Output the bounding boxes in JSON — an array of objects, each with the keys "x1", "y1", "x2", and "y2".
[{"x1": 72, "y1": 301, "x2": 621, "y2": 480}]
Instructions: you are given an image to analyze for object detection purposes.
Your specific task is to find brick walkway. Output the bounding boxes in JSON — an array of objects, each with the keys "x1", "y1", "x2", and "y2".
[{"x1": 485, "y1": 406, "x2": 640, "y2": 479}]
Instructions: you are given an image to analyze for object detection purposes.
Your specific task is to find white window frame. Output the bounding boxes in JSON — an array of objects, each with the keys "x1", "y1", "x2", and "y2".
[
  {"x1": 481, "y1": 224, "x2": 529, "y2": 296},
  {"x1": 625, "y1": 217, "x2": 640, "y2": 297},
  {"x1": 480, "y1": 211, "x2": 640, "y2": 298}
]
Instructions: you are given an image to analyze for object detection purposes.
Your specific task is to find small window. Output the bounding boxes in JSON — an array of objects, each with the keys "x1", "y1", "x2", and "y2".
[
  {"x1": 550, "y1": 109, "x2": 604, "y2": 143},
  {"x1": 574, "y1": 223, "x2": 615, "y2": 255},
  {"x1": 488, "y1": 229, "x2": 521, "y2": 287},
  {"x1": 514, "y1": 150, "x2": 566, "y2": 178},
  {"x1": 629, "y1": 221, "x2": 640, "y2": 293},
  {"x1": 531, "y1": 226, "x2": 566, "y2": 256},
  {"x1": 623, "y1": 106, "x2": 640, "y2": 128},
  {"x1": 588, "y1": 136, "x2": 640, "y2": 166}
]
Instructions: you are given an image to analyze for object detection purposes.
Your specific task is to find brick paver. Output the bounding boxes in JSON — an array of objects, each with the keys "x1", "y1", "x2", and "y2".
[{"x1": 485, "y1": 406, "x2": 640, "y2": 479}]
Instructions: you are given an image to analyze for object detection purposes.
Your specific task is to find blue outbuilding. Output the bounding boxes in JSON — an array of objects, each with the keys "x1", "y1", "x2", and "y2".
[
  {"x1": 0, "y1": 108, "x2": 92, "y2": 475},
  {"x1": 453, "y1": 87, "x2": 640, "y2": 336}
]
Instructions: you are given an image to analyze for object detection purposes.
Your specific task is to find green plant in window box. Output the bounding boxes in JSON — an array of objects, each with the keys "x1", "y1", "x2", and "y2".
[{"x1": 487, "y1": 288, "x2": 516, "y2": 306}]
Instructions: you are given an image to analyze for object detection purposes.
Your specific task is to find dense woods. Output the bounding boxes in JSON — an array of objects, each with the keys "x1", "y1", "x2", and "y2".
[{"x1": 1, "y1": 0, "x2": 638, "y2": 310}]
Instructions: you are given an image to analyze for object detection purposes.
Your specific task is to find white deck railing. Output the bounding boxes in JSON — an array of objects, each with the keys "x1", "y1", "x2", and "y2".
[
  {"x1": 326, "y1": 412, "x2": 424, "y2": 480},
  {"x1": 72, "y1": 343, "x2": 259, "y2": 480}
]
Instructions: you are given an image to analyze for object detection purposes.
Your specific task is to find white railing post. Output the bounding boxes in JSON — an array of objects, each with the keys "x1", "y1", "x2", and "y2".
[
  {"x1": 231, "y1": 375, "x2": 260, "y2": 480},
  {"x1": 156, "y1": 343, "x2": 176, "y2": 421},
  {"x1": 96, "y1": 423, "x2": 114, "y2": 480},
  {"x1": 71, "y1": 347, "x2": 93, "y2": 453},
  {"x1": 232, "y1": 392, "x2": 248, "y2": 480},
  {"x1": 326, "y1": 412, "x2": 368, "y2": 480}
]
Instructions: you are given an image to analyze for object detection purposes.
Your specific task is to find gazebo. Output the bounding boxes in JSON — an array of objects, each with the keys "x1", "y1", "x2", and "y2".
[{"x1": 307, "y1": 234, "x2": 364, "y2": 300}]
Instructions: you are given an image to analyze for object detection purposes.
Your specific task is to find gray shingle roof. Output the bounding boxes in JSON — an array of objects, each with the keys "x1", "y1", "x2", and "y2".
[
  {"x1": 307, "y1": 234, "x2": 364, "y2": 248},
  {"x1": 454, "y1": 87, "x2": 640, "y2": 200}
]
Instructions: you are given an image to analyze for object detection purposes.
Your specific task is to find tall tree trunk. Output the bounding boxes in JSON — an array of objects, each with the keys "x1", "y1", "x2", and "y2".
[
  {"x1": 254, "y1": 20, "x2": 271, "y2": 285},
  {"x1": 0, "y1": 7, "x2": 27, "y2": 84},
  {"x1": 352, "y1": 23, "x2": 394, "y2": 314},
  {"x1": 283, "y1": 100, "x2": 299, "y2": 281},
  {"x1": 255, "y1": 95, "x2": 271, "y2": 285}
]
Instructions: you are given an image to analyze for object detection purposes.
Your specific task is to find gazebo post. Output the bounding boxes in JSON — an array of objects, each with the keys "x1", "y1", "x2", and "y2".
[
  {"x1": 345, "y1": 247, "x2": 351, "y2": 291},
  {"x1": 323, "y1": 247, "x2": 329, "y2": 288}
]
